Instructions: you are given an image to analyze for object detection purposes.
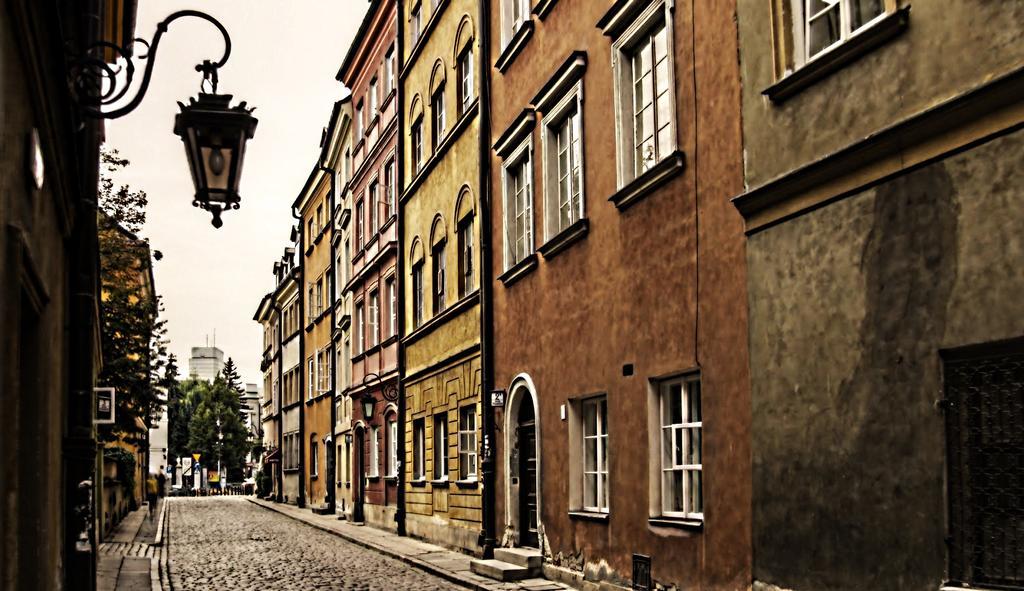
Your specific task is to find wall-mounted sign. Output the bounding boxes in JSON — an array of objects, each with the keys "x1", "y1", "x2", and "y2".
[
  {"x1": 490, "y1": 389, "x2": 506, "y2": 408},
  {"x1": 94, "y1": 387, "x2": 115, "y2": 424},
  {"x1": 28, "y1": 128, "x2": 44, "y2": 190}
]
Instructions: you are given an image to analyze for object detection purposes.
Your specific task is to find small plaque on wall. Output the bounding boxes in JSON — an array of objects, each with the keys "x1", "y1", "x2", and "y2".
[{"x1": 490, "y1": 389, "x2": 506, "y2": 407}]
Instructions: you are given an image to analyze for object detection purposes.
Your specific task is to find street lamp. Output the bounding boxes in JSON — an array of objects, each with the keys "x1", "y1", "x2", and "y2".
[
  {"x1": 69, "y1": 10, "x2": 258, "y2": 228},
  {"x1": 360, "y1": 393, "x2": 376, "y2": 425}
]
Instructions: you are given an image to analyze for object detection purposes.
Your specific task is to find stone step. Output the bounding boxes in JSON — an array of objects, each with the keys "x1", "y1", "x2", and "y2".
[
  {"x1": 311, "y1": 505, "x2": 333, "y2": 515},
  {"x1": 470, "y1": 559, "x2": 532, "y2": 581},
  {"x1": 494, "y1": 547, "x2": 543, "y2": 570}
]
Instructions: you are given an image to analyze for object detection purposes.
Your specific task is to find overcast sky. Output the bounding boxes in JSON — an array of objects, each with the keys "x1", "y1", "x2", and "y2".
[{"x1": 106, "y1": 1, "x2": 367, "y2": 386}]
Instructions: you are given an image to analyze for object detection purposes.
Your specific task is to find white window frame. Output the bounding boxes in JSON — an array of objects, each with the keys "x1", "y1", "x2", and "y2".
[
  {"x1": 433, "y1": 413, "x2": 449, "y2": 481},
  {"x1": 387, "y1": 417, "x2": 398, "y2": 477},
  {"x1": 413, "y1": 418, "x2": 426, "y2": 481},
  {"x1": 368, "y1": 290, "x2": 379, "y2": 348},
  {"x1": 610, "y1": 0, "x2": 678, "y2": 187},
  {"x1": 355, "y1": 302, "x2": 365, "y2": 353},
  {"x1": 501, "y1": 0, "x2": 531, "y2": 48},
  {"x1": 501, "y1": 138, "x2": 534, "y2": 271},
  {"x1": 541, "y1": 81, "x2": 585, "y2": 240},
  {"x1": 369, "y1": 426, "x2": 380, "y2": 477},
  {"x1": 658, "y1": 374, "x2": 702, "y2": 521},
  {"x1": 386, "y1": 277, "x2": 397, "y2": 337},
  {"x1": 307, "y1": 357, "x2": 315, "y2": 400},
  {"x1": 384, "y1": 46, "x2": 396, "y2": 95},
  {"x1": 793, "y1": 0, "x2": 890, "y2": 66},
  {"x1": 411, "y1": 119, "x2": 424, "y2": 172},
  {"x1": 431, "y1": 84, "x2": 447, "y2": 149},
  {"x1": 458, "y1": 46, "x2": 475, "y2": 115},
  {"x1": 368, "y1": 183, "x2": 378, "y2": 237},
  {"x1": 458, "y1": 405, "x2": 478, "y2": 481},
  {"x1": 410, "y1": 3, "x2": 422, "y2": 47},
  {"x1": 369, "y1": 78, "x2": 378, "y2": 116},
  {"x1": 581, "y1": 396, "x2": 609, "y2": 513},
  {"x1": 310, "y1": 437, "x2": 319, "y2": 477}
]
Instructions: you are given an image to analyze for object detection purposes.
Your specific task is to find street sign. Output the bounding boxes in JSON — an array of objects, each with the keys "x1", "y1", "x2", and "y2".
[
  {"x1": 490, "y1": 389, "x2": 506, "y2": 408},
  {"x1": 192, "y1": 453, "x2": 202, "y2": 462},
  {"x1": 94, "y1": 387, "x2": 115, "y2": 424}
]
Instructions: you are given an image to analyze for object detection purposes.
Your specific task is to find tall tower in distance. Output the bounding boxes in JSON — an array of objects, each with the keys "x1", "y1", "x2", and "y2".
[{"x1": 188, "y1": 346, "x2": 225, "y2": 381}]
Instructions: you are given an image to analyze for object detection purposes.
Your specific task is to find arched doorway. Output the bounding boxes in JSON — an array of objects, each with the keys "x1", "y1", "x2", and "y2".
[{"x1": 505, "y1": 376, "x2": 540, "y2": 548}]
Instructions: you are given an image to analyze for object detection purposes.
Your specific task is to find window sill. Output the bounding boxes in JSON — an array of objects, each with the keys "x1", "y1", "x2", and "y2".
[
  {"x1": 410, "y1": 479, "x2": 428, "y2": 488},
  {"x1": 532, "y1": 0, "x2": 560, "y2": 20},
  {"x1": 609, "y1": 149, "x2": 686, "y2": 211},
  {"x1": 366, "y1": 475, "x2": 381, "y2": 483},
  {"x1": 648, "y1": 517, "x2": 703, "y2": 531},
  {"x1": 384, "y1": 476, "x2": 398, "y2": 483},
  {"x1": 539, "y1": 218, "x2": 588, "y2": 261},
  {"x1": 497, "y1": 253, "x2": 538, "y2": 288},
  {"x1": 283, "y1": 468, "x2": 300, "y2": 473},
  {"x1": 403, "y1": 291, "x2": 479, "y2": 347},
  {"x1": 430, "y1": 479, "x2": 450, "y2": 488},
  {"x1": 310, "y1": 475, "x2": 318, "y2": 481},
  {"x1": 495, "y1": 22, "x2": 534, "y2": 74},
  {"x1": 455, "y1": 479, "x2": 479, "y2": 489},
  {"x1": 569, "y1": 510, "x2": 609, "y2": 523},
  {"x1": 763, "y1": 7, "x2": 909, "y2": 104}
]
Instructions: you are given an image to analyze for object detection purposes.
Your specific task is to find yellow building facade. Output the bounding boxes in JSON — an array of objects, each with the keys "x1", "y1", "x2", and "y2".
[{"x1": 401, "y1": 0, "x2": 485, "y2": 553}]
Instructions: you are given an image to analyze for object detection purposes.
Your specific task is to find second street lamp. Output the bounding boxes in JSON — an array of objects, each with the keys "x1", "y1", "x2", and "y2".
[{"x1": 361, "y1": 393, "x2": 376, "y2": 425}]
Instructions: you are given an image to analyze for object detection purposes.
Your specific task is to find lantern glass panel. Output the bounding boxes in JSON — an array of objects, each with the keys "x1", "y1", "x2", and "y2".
[{"x1": 201, "y1": 145, "x2": 233, "y2": 193}]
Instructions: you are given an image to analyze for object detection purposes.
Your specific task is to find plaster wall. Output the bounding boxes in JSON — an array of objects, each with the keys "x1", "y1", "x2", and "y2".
[
  {"x1": 736, "y1": 0, "x2": 1024, "y2": 187},
  {"x1": 745, "y1": 129, "x2": 1024, "y2": 591},
  {"x1": 487, "y1": 0, "x2": 749, "y2": 588}
]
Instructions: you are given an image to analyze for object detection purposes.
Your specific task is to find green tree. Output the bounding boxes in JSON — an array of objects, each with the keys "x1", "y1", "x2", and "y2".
[
  {"x1": 97, "y1": 147, "x2": 168, "y2": 440},
  {"x1": 221, "y1": 357, "x2": 244, "y2": 395},
  {"x1": 186, "y1": 377, "x2": 251, "y2": 481}
]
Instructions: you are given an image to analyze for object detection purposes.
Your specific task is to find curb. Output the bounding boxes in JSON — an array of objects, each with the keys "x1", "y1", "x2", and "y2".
[
  {"x1": 247, "y1": 498, "x2": 490, "y2": 591},
  {"x1": 153, "y1": 498, "x2": 168, "y2": 546}
]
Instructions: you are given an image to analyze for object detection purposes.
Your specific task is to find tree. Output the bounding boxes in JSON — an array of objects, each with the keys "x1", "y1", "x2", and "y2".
[
  {"x1": 221, "y1": 357, "x2": 244, "y2": 395},
  {"x1": 186, "y1": 377, "x2": 251, "y2": 481},
  {"x1": 97, "y1": 147, "x2": 168, "y2": 440}
]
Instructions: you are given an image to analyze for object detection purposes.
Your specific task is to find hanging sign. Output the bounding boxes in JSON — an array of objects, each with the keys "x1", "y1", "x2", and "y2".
[{"x1": 95, "y1": 388, "x2": 115, "y2": 424}]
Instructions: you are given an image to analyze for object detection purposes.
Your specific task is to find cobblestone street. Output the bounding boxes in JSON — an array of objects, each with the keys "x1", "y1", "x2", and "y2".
[{"x1": 167, "y1": 497, "x2": 460, "y2": 590}]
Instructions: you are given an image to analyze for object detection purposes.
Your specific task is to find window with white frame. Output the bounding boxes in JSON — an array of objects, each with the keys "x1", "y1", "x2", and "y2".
[
  {"x1": 582, "y1": 396, "x2": 609, "y2": 512},
  {"x1": 658, "y1": 374, "x2": 702, "y2": 520},
  {"x1": 412, "y1": 261, "x2": 425, "y2": 328},
  {"x1": 356, "y1": 199, "x2": 365, "y2": 248},
  {"x1": 386, "y1": 277, "x2": 397, "y2": 337},
  {"x1": 795, "y1": 0, "x2": 886, "y2": 64},
  {"x1": 501, "y1": 0, "x2": 530, "y2": 47},
  {"x1": 431, "y1": 84, "x2": 447, "y2": 150},
  {"x1": 457, "y1": 46, "x2": 474, "y2": 115},
  {"x1": 611, "y1": 2, "x2": 677, "y2": 182},
  {"x1": 355, "y1": 101, "x2": 364, "y2": 139},
  {"x1": 458, "y1": 405, "x2": 477, "y2": 480},
  {"x1": 310, "y1": 435, "x2": 319, "y2": 477},
  {"x1": 387, "y1": 416, "x2": 398, "y2": 477},
  {"x1": 432, "y1": 240, "x2": 446, "y2": 314},
  {"x1": 369, "y1": 426, "x2": 380, "y2": 477},
  {"x1": 369, "y1": 78, "x2": 378, "y2": 117},
  {"x1": 369, "y1": 183, "x2": 379, "y2": 237},
  {"x1": 355, "y1": 302, "x2": 364, "y2": 353},
  {"x1": 384, "y1": 46, "x2": 396, "y2": 95},
  {"x1": 368, "y1": 290, "x2": 379, "y2": 347},
  {"x1": 413, "y1": 418, "x2": 426, "y2": 480},
  {"x1": 433, "y1": 413, "x2": 448, "y2": 480},
  {"x1": 542, "y1": 84, "x2": 584, "y2": 238},
  {"x1": 307, "y1": 357, "x2": 315, "y2": 400},
  {"x1": 502, "y1": 141, "x2": 533, "y2": 269},
  {"x1": 412, "y1": 118, "x2": 424, "y2": 172},
  {"x1": 410, "y1": 3, "x2": 422, "y2": 47},
  {"x1": 457, "y1": 216, "x2": 474, "y2": 297},
  {"x1": 384, "y1": 159, "x2": 396, "y2": 220}
]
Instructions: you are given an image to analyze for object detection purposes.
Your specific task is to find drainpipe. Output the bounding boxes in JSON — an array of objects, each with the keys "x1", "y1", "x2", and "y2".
[
  {"x1": 395, "y1": 0, "x2": 408, "y2": 538},
  {"x1": 293, "y1": 207, "x2": 306, "y2": 508},
  {"x1": 477, "y1": 0, "x2": 497, "y2": 559},
  {"x1": 320, "y1": 162, "x2": 338, "y2": 514}
]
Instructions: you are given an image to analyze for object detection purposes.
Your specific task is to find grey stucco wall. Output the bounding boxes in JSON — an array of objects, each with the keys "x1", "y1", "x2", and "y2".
[{"x1": 746, "y1": 128, "x2": 1024, "y2": 590}]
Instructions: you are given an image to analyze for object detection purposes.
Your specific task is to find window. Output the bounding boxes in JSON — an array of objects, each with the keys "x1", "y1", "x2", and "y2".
[
  {"x1": 307, "y1": 219, "x2": 314, "y2": 244},
  {"x1": 369, "y1": 78, "x2": 378, "y2": 116},
  {"x1": 458, "y1": 216, "x2": 474, "y2": 297},
  {"x1": 797, "y1": 0, "x2": 886, "y2": 63},
  {"x1": 343, "y1": 240, "x2": 350, "y2": 284},
  {"x1": 582, "y1": 397, "x2": 609, "y2": 512},
  {"x1": 659, "y1": 375, "x2": 702, "y2": 520},
  {"x1": 284, "y1": 431, "x2": 300, "y2": 470},
  {"x1": 316, "y1": 204, "x2": 323, "y2": 235},
  {"x1": 458, "y1": 406, "x2": 477, "y2": 480},
  {"x1": 413, "y1": 418, "x2": 426, "y2": 480},
  {"x1": 611, "y1": 2, "x2": 677, "y2": 183},
  {"x1": 412, "y1": 262, "x2": 424, "y2": 328},
  {"x1": 502, "y1": 0, "x2": 530, "y2": 47},
  {"x1": 368, "y1": 183, "x2": 378, "y2": 237},
  {"x1": 384, "y1": 159, "x2": 396, "y2": 220},
  {"x1": 368, "y1": 290, "x2": 379, "y2": 347},
  {"x1": 457, "y1": 46, "x2": 474, "y2": 116},
  {"x1": 355, "y1": 302, "x2": 364, "y2": 353},
  {"x1": 433, "y1": 413, "x2": 448, "y2": 481},
  {"x1": 502, "y1": 142, "x2": 533, "y2": 269},
  {"x1": 431, "y1": 84, "x2": 447, "y2": 150},
  {"x1": 384, "y1": 46, "x2": 396, "y2": 95},
  {"x1": 432, "y1": 240, "x2": 446, "y2": 314},
  {"x1": 385, "y1": 277, "x2": 397, "y2": 338},
  {"x1": 543, "y1": 88, "x2": 584, "y2": 238},
  {"x1": 355, "y1": 101, "x2": 364, "y2": 139},
  {"x1": 307, "y1": 357, "x2": 315, "y2": 400},
  {"x1": 386, "y1": 417, "x2": 398, "y2": 477},
  {"x1": 315, "y1": 278, "x2": 324, "y2": 318},
  {"x1": 411, "y1": 118, "x2": 424, "y2": 172},
  {"x1": 342, "y1": 339, "x2": 350, "y2": 385},
  {"x1": 310, "y1": 436, "x2": 319, "y2": 477},
  {"x1": 355, "y1": 199, "x2": 365, "y2": 249},
  {"x1": 369, "y1": 426, "x2": 380, "y2": 477},
  {"x1": 410, "y1": 3, "x2": 422, "y2": 47}
]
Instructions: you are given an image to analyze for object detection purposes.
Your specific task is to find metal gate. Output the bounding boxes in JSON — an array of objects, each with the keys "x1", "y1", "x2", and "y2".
[{"x1": 944, "y1": 340, "x2": 1024, "y2": 589}]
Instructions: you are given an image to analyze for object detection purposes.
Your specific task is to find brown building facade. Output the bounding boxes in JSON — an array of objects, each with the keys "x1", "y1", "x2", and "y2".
[
  {"x1": 485, "y1": 0, "x2": 750, "y2": 588},
  {"x1": 337, "y1": 0, "x2": 403, "y2": 531},
  {"x1": 733, "y1": 1, "x2": 1024, "y2": 590}
]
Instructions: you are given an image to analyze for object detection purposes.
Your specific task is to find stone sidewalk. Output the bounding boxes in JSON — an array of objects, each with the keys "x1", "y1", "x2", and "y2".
[
  {"x1": 98, "y1": 499, "x2": 168, "y2": 591},
  {"x1": 248, "y1": 497, "x2": 571, "y2": 591}
]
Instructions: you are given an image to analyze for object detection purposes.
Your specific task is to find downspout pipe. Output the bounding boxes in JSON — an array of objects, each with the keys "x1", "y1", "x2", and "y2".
[
  {"x1": 395, "y1": 0, "x2": 407, "y2": 538},
  {"x1": 477, "y1": 0, "x2": 497, "y2": 559},
  {"x1": 292, "y1": 205, "x2": 306, "y2": 508},
  {"x1": 319, "y1": 162, "x2": 338, "y2": 514}
]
